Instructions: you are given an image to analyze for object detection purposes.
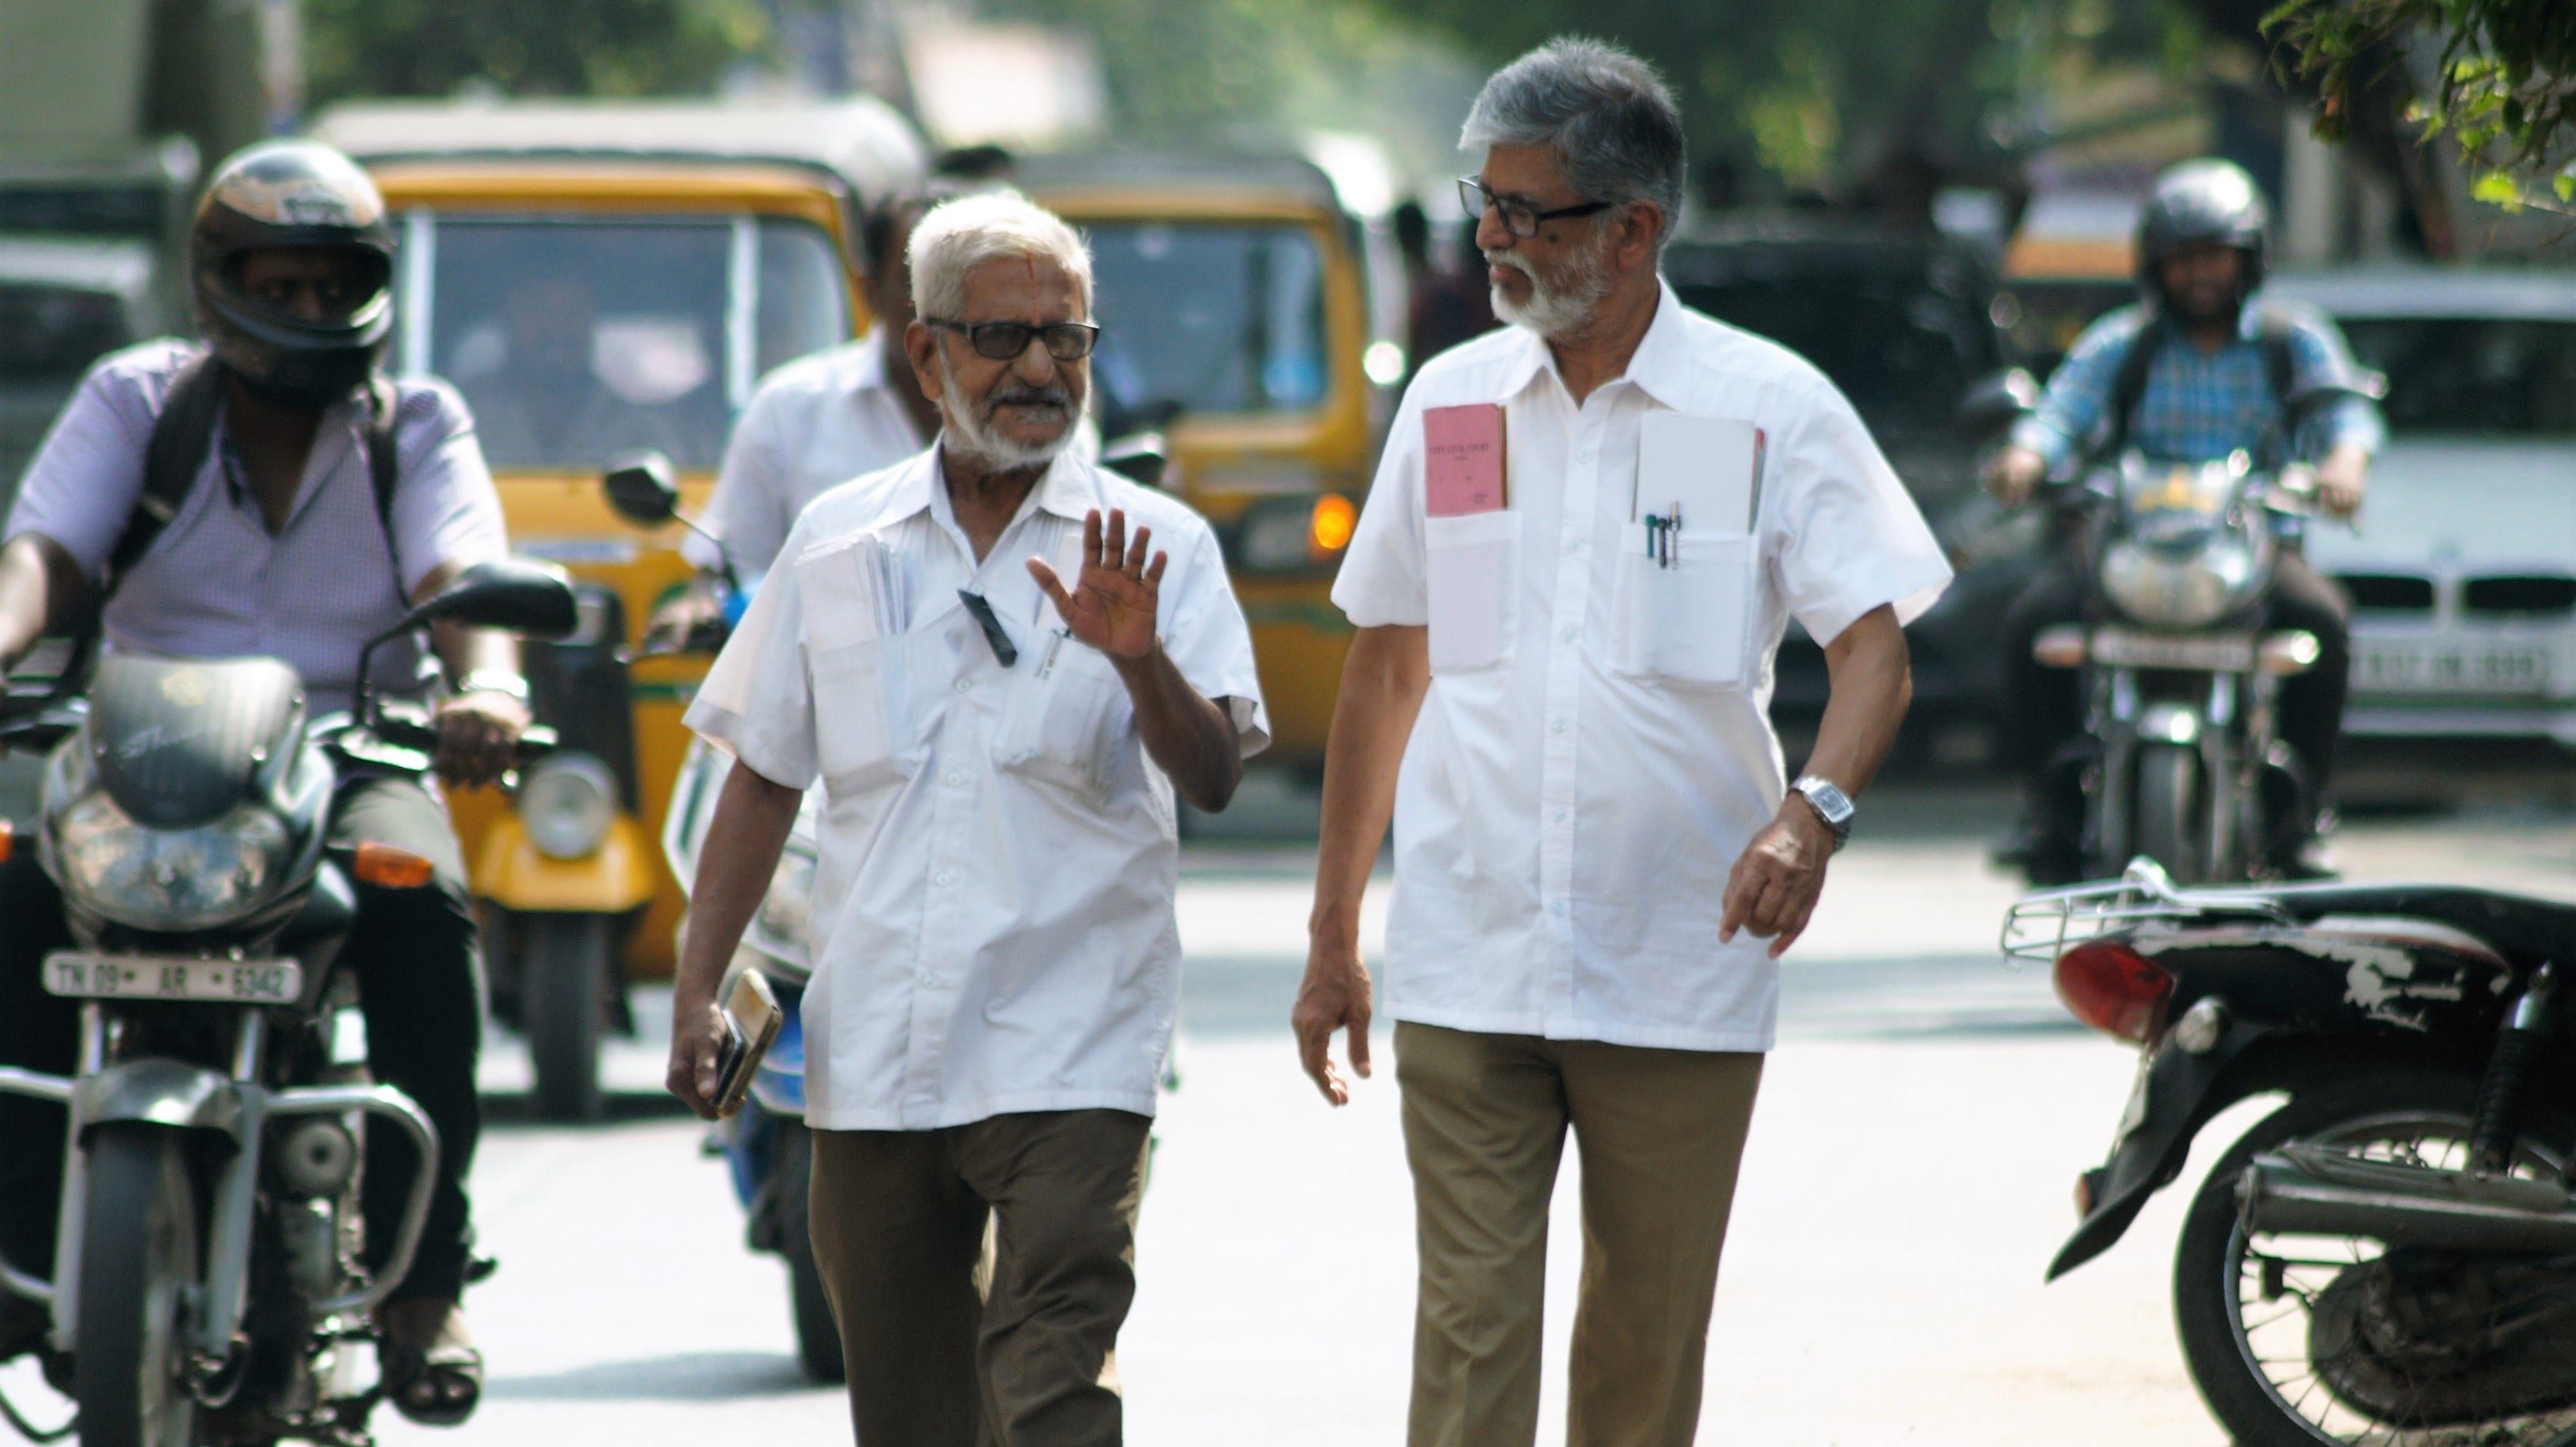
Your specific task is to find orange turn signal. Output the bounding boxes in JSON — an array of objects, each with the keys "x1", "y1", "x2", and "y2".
[
  {"x1": 1309, "y1": 493, "x2": 1358, "y2": 556},
  {"x1": 0, "y1": 819, "x2": 13, "y2": 864},
  {"x1": 352, "y1": 841, "x2": 436, "y2": 890}
]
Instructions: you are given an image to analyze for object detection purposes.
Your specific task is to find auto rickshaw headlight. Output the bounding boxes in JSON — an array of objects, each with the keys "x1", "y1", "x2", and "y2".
[
  {"x1": 1237, "y1": 493, "x2": 1356, "y2": 572},
  {"x1": 519, "y1": 753, "x2": 618, "y2": 861}
]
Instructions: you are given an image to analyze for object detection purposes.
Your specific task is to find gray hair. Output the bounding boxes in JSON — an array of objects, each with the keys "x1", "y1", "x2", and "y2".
[
  {"x1": 907, "y1": 190, "x2": 1094, "y2": 322},
  {"x1": 1461, "y1": 36, "x2": 1687, "y2": 247}
]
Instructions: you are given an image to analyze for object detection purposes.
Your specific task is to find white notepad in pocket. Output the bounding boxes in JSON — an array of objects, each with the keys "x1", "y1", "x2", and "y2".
[{"x1": 1636, "y1": 413, "x2": 1759, "y2": 534}]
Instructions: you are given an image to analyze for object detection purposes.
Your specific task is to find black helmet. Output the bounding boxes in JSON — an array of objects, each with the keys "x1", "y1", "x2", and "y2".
[
  {"x1": 2134, "y1": 158, "x2": 2268, "y2": 305},
  {"x1": 189, "y1": 139, "x2": 396, "y2": 406}
]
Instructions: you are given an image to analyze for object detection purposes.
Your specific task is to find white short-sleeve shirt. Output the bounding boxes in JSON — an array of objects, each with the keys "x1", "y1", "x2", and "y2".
[
  {"x1": 685, "y1": 445, "x2": 1268, "y2": 1130},
  {"x1": 1331, "y1": 283, "x2": 1951, "y2": 1053}
]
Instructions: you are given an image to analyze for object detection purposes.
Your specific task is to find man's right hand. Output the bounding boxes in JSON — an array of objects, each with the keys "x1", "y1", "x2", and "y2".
[
  {"x1": 1292, "y1": 933, "x2": 1373, "y2": 1107},
  {"x1": 665, "y1": 986, "x2": 730, "y2": 1120},
  {"x1": 1982, "y1": 445, "x2": 2047, "y2": 506}
]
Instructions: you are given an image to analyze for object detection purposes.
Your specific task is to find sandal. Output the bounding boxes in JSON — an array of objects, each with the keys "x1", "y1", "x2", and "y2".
[{"x1": 380, "y1": 1301, "x2": 482, "y2": 1427}]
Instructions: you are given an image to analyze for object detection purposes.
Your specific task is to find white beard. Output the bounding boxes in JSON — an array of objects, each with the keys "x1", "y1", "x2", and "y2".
[
  {"x1": 938, "y1": 354, "x2": 1078, "y2": 471},
  {"x1": 1488, "y1": 240, "x2": 1614, "y2": 338}
]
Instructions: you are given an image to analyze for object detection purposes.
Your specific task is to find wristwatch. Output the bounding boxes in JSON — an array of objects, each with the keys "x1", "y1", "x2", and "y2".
[
  {"x1": 453, "y1": 670, "x2": 531, "y2": 704},
  {"x1": 1788, "y1": 775, "x2": 1855, "y2": 852}
]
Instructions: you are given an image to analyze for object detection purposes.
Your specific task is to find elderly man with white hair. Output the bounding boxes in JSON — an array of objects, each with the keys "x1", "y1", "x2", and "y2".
[
  {"x1": 1294, "y1": 37, "x2": 1952, "y2": 1446},
  {"x1": 666, "y1": 191, "x2": 1265, "y2": 1446}
]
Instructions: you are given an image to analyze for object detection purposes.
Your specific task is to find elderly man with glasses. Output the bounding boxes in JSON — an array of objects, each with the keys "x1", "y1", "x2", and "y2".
[
  {"x1": 1294, "y1": 38, "x2": 1951, "y2": 1446},
  {"x1": 667, "y1": 191, "x2": 1265, "y2": 1447}
]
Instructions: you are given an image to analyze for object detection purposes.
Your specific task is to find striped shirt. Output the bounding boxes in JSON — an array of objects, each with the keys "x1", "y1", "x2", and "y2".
[
  {"x1": 7, "y1": 340, "x2": 508, "y2": 714},
  {"x1": 2014, "y1": 300, "x2": 2386, "y2": 470}
]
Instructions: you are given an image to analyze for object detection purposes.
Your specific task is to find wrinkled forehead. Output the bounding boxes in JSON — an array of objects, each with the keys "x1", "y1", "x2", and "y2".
[
  {"x1": 955, "y1": 252, "x2": 1089, "y2": 324},
  {"x1": 1477, "y1": 142, "x2": 1577, "y2": 202}
]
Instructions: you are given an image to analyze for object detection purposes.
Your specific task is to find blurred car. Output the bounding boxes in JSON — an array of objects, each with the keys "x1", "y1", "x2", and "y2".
[
  {"x1": 1665, "y1": 219, "x2": 2038, "y2": 745},
  {"x1": 1, "y1": 233, "x2": 162, "y2": 503},
  {"x1": 2264, "y1": 267, "x2": 2576, "y2": 759}
]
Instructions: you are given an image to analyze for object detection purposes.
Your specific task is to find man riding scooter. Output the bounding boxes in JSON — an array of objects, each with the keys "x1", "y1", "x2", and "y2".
[
  {"x1": 0, "y1": 140, "x2": 523, "y2": 1426},
  {"x1": 1984, "y1": 158, "x2": 2386, "y2": 883}
]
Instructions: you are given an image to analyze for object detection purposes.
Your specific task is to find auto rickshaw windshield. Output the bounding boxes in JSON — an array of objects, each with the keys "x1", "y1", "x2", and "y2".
[
  {"x1": 396, "y1": 213, "x2": 851, "y2": 472},
  {"x1": 1084, "y1": 221, "x2": 1330, "y2": 421}
]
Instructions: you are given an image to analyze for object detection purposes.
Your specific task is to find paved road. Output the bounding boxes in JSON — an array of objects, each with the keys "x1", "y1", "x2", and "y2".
[{"x1": 6, "y1": 786, "x2": 2568, "y2": 1443}]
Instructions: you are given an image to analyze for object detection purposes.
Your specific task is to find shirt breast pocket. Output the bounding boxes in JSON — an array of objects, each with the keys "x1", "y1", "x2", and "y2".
[
  {"x1": 807, "y1": 632, "x2": 924, "y2": 796},
  {"x1": 996, "y1": 641, "x2": 1134, "y2": 798},
  {"x1": 1613, "y1": 533, "x2": 1754, "y2": 688},
  {"x1": 1424, "y1": 511, "x2": 1519, "y2": 674}
]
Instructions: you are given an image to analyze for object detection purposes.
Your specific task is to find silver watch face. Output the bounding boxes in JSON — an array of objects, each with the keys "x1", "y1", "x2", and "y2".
[{"x1": 1796, "y1": 777, "x2": 1853, "y2": 826}]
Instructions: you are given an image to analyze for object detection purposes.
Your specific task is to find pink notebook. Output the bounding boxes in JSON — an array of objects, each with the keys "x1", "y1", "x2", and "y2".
[{"x1": 1423, "y1": 403, "x2": 1508, "y2": 517}]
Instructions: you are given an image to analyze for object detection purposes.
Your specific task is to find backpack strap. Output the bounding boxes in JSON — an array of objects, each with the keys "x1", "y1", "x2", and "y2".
[
  {"x1": 362, "y1": 375, "x2": 406, "y2": 600},
  {"x1": 104, "y1": 353, "x2": 227, "y2": 600},
  {"x1": 2103, "y1": 311, "x2": 2168, "y2": 457}
]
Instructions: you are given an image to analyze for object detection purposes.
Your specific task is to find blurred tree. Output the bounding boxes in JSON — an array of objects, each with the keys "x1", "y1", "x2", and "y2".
[
  {"x1": 303, "y1": 0, "x2": 772, "y2": 104},
  {"x1": 2264, "y1": 0, "x2": 2576, "y2": 204}
]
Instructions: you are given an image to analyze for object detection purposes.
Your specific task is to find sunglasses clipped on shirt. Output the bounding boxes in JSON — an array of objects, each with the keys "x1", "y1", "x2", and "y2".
[{"x1": 926, "y1": 317, "x2": 1102, "y2": 362}]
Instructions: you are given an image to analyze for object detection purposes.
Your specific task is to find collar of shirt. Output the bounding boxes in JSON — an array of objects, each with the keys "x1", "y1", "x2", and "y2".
[
  {"x1": 1486, "y1": 279, "x2": 1697, "y2": 413},
  {"x1": 214, "y1": 394, "x2": 365, "y2": 527}
]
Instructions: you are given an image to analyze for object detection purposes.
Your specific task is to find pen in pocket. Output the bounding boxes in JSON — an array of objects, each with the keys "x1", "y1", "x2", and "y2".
[{"x1": 1037, "y1": 626, "x2": 1069, "y2": 679}]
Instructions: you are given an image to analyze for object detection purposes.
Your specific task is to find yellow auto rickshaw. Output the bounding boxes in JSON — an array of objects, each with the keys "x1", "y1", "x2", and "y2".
[
  {"x1": 309, "y1": 98, "x2": 925, "y2": 1118},
  {"x1": 1019, "y1": 150, "x2": 1401, "y2": 770}
]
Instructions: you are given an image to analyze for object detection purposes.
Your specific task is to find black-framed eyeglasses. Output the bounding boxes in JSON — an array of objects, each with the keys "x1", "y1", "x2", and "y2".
[
  {"x1": 926, "y1": 318, "x2": 1101, "y2": 362},
  {"x1": 957, "y1": 589, "x2": 1017, "y2": 667},
  {"x1": 1457, "y1": 176, "x2": 1613, "y2": 240}
]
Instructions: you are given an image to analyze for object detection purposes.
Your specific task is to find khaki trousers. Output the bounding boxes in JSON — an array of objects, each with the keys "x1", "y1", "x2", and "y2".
[
  {"x1": 1396, "y1": 1021, "x2": 1764, "y2": 1447},
  {"x1": 807, "y1": 1109, "x2": 1153, "y2": 1447}
]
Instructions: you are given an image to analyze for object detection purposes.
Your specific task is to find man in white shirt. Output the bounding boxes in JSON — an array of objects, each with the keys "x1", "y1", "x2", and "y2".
[
  {"x1": 667, "y1": 193, "x2": 1265, "y2": 1447},
  {"x1": 1292, "y1": 39, "x2": 1951, "y2": 1446}
]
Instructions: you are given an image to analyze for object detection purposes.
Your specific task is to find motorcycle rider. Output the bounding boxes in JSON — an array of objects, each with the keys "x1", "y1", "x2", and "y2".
[
  {"x1": 1983, "y1": 158, "x2": 2385, "y2": 883},
  {"x1": 0, "y1": 140, "x2": 522, "y2": 1425}
]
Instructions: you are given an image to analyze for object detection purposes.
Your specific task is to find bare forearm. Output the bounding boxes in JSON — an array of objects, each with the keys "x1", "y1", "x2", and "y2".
[
  {"x1": 0, "y1": 534, "x2": 88, "y2": 667},
  {"x1": 674, "y1": 762, "x2": 801, "y2": 1008},
  {"x1": 1804, "y1": 606, "x2": 1911, "y2": 797},
  {"x1": 1309, "y1": 625, "x2": 1428, "y2": 944},
  {"x1": 1113, "y1": 643, "x2": 1242, "y2": 812}
]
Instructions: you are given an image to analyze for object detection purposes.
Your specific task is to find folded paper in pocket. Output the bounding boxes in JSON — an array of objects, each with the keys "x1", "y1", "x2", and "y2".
[{"x1": 1424, "y1": 403, "x2": 1508, "y2": 518}]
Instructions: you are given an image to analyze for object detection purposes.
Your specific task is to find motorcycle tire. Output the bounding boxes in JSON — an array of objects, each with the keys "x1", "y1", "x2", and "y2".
[
  {"x1": 522, "y1": 913, "x2": 611, "y2": 1123},
  {"x1": 2173, "y1": 1071, "x2": 2576, "y2": 1447},
  {"x1": 772, "y1": 1121, "x2": 847, "y2": 1384},
  {"x1": 2131, "y1": 742, "x2": 2206, "y2": 883},
  {"x1": 74, "y1": 1124, "x2": 202, "y2": 1447}
]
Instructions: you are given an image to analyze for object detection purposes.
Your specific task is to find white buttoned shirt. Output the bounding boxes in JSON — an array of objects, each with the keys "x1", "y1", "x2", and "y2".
[
  {"x1": 1330, "y1": 284, "x2": 1951, "y2": 1053},
  {"x1": 684, "y1": 445, "x2": 1268, "y2": 1130},
  {"x1": 682, "y1": 333, "x2": 926, "y2": 578}
]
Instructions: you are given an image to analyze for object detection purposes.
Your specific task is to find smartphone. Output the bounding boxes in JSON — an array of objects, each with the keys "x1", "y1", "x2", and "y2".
[{"x1": 710, "y1": 967, "x2": 784, "y2": 1118}]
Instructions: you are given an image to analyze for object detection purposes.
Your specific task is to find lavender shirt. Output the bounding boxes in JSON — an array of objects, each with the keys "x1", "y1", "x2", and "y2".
[{"x1": 6, "y1": 340, "x2": 508, "y2": 714}]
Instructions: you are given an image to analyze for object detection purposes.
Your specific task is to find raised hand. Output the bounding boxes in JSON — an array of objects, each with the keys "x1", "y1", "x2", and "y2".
[{"x1": 1028, "y1": 507, "x2": 1167, "y2": 660}]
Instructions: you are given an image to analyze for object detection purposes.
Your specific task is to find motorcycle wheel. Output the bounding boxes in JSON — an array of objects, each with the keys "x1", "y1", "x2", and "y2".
[
  {"x1": 522, "y1": 913, "x2": 611, "y2": 1123},
  {"x1": 2131, "y1": 742, "x2": 2206, "y2": 882},
  {"x1": 2173, "y1": 1071, "x2": 2576, "y2": 1446},
  {"x1": 74, "y1": 1124, "x2": 202, "y2": 1447},
  {"x1": 772, "y1": 1121, "x2": 847, "y2": 1384}
]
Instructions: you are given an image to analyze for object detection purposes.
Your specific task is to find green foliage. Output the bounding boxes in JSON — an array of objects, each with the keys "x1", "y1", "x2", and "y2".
[
  {"x1": 303, "y1": 0, "x2": 773, "y2": 105},
  {"x1": 2265, "y1": 0, "x2": 2576, "y2": 210}
]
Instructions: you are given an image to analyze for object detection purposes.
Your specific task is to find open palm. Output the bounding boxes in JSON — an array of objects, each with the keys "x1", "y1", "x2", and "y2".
[{"x1": 1029, "y1": 507, "x2": 1166, "y2": 659}]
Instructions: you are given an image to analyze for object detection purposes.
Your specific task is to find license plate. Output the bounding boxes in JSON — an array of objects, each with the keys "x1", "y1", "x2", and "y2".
[
  {"x1": 2355, "y1": 640, "x2": 2551, "y2": 695},
  {"x1": 42, "y1": 953, "x2": 302, "y2": 1004},
  {"x1": 2090, "y1": 630, "x2": 2257, "y2": 672}
]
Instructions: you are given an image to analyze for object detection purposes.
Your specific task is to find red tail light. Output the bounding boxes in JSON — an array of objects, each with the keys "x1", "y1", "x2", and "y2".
[{"x1": 2054, "y1": 941, "x2": 2174, "y2": 1043}]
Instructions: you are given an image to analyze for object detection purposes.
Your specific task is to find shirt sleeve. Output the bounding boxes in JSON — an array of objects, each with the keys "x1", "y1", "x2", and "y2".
[
  {"x1": 2012, "y1": 311, "x2": 2136, "y2": 469},
  {"x1": 2286, "y1": 317, "x2": 2390, "y2": 457},
  {"x1": 690, "y1": 386, "x2": 789, "y2": 574},
  {"x1": 683, "y1": 529, "x2": 820, "y2": 790},
  {"x1": 1157, "y1": 516, "x2": 1270, "y2": 759},
  {"x1": 1329, "y1": 385, "x2": 1430, "y2": 628},
  {"x1": 389, "y1": 382, "x2": 508, "y2": 598},
  {"x1": 1769, "y1": 383, "x2": 1955, "y2": 645},
  {"x1": 4, "y1": 349, "x2": 162, "y2": 579}
]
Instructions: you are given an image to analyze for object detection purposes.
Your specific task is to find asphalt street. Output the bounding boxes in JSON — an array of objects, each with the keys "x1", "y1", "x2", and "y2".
[{"x1": 5, "y1": 782, "x2": 2569, "y2": 1445}]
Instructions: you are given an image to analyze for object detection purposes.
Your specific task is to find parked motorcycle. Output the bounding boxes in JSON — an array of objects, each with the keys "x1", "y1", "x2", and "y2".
[
  {"x1": 0, "y1": 559, "x2": 574, "y2": 1446},
  {"x1": 2030, "y1": 450, "x2": 2332, "y2": 883},
  {"x1": 2009, "y1": 857, "x2": 2576, "y2": 1446}
]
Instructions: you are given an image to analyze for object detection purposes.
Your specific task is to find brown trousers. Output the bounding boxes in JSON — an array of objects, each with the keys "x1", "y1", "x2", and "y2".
[
  {"x1": 807, "y1": 1109, "x2": 1153, "y2": 1447},
  {"x1": 1396, "y1": 1022, "x2": 1765, "y2": 1447}
]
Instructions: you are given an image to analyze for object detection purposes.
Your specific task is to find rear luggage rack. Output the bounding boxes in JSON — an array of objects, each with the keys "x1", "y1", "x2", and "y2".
[{"x1": 2002, "y1": 858, "x2": 2294, "y2": 965}]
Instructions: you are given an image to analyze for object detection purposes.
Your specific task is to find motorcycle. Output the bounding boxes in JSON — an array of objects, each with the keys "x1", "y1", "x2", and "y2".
[
  {"x1": 2028, "y1": 449, "x2": 2332, "y2": 884},
  {"x1": 2008, "y1": 857, "x2": 2576, "y2": 1446},
  {"x1": 0, "y1": 559, "x2": 575, "y2": 1447}
]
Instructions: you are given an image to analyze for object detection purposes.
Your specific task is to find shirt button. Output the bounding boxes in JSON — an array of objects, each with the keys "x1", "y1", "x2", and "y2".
[
  {"x1": 953, "y1": 678, "x2": 971, "y2": 694},
  {"x1": 1554, "y1": 808, "x2": 1570, "y2": 824},
  {"x1": 1550, "y1": 717, "x2": 1567, "y2": 735},
  {"x1": 944, "y1": 769, "x2": 966, "y2": 787},
  {"x1": 1564, "y1": 534, "x2": 1583, "y2": 553},
  {"x1": 1558, "y1": 626, "x2": 1578, "y2": 644},
  {"x1": 933, "y1": 868, "x2": 954, "y2": 887}
]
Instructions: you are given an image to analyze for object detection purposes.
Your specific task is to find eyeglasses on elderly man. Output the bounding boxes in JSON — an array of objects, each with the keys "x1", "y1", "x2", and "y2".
[
  {"x1": 924, "y1": 317, "x2": 1101, "y2": 362},
  {"x1": 1456, "y1": 174, "x2": 1614, "y2": 239}
]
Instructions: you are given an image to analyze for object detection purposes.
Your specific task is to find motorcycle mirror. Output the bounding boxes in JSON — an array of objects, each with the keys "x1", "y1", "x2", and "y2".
[
  {"x1": 400, "y1": 558, "x2": 580, "y2": 639},
  {"x1": 603, "y1": 450, "x2": 681, "y2": 527},
  {"x1": 1100, "y1": 434, "x2": 1169, "y2": 490},
  {"x1": 1958, "y1": 367, "x2": 2040, "y2": 441}
]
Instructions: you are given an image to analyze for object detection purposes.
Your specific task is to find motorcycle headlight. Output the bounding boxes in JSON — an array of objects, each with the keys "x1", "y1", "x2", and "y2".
[
  {"x1": 2099, "y1": 534, "x2": 2264, "y2": 630},
  {"x1": 753, "y1": 845, "x2": 816, "y2": 952},
  {"x1": 48, "y1": 789, "x2": 295, "y2": 932},
  {"x1": 519, "y1": 753, "x2": 618, "y2": 861}
]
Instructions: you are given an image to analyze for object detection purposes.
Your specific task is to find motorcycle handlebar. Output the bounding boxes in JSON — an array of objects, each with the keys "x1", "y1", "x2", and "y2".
[{"x1": 371, "y1": 712, "x2": 559, "y2": 762}]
